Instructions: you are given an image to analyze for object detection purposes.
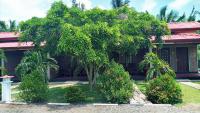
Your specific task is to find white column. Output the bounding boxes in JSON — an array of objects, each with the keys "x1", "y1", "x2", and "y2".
[{"x1": 1, "y1": 76, "x2": 13, "y2": 103}]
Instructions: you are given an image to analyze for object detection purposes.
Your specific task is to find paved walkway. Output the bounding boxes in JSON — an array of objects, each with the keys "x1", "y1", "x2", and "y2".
[
  {"x1": 0, "y1": 104, "x2": 199, "y2": 113},
  {"x1": 180, "y1": 82, "x2": 200, "y2": 90},
  {"x1": 130, "y1": 86, "x2": 151, "y2": 104}
]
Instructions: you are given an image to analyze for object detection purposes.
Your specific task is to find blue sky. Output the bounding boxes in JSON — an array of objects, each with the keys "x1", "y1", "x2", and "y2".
[{"x1": 0, "y1": 0, "x2": 199, "y2": 23}]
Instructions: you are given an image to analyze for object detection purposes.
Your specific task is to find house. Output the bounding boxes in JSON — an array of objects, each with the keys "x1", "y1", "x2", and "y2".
[{"x1": 0, "y1": 22, "x2": 200, "y2": 81}]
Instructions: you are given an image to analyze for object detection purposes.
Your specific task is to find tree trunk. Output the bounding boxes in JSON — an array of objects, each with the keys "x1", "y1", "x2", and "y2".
[{"x1": 84, "y1": 64, "x2": 99, "y2": 90}]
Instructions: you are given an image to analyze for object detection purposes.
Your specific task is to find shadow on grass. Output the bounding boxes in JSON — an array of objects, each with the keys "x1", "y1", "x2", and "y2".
[{"x1": 48, "y1": 84, "x2": 105, "y2": 103}]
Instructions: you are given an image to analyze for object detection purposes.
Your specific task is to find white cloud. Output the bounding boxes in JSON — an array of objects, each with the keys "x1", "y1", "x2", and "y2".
[
  {"x1": 0, "y1": 0, "x2": 92, "y2": 22},
  {"x1": 169, "y1": 0, "x2": 192, "y2": 10},
  {"x1": 142, "y1": 0, "x2": 157, "y2": 12}
]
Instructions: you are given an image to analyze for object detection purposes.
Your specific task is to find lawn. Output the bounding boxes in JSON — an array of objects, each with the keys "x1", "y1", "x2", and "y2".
[
  {"x1": 180, "y1": 84, "x2": 200, "y2": 104},
  {"x1": 193, "y1": 82, "x2": 200, "y2": 85},
  {"x1": 12, "y1": 84, "x2": 105, "y2": 103},
  {"x1": 134, "y1": 81, "x2": 147, "y2": 93},
  {"x1": 48, "y1": 84, "x2": 105, "y2": 103},
  {"x1": 135, "y1": 81, "x2": 200, "y2": 105}
]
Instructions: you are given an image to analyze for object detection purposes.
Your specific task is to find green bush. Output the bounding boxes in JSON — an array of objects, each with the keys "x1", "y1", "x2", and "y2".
[
  {"x1": 146, "y1": 74, "x2": 182, "y2": 104},
  {"x1": 19, "y1": 70, "x2": 48, "y2": 103},
  {"x1": 0, "y1": 84, "x2": 1, "y2": 99},
  {"x1": 97, "y1": 61, "x2": 133, "y2": 104},
  {"x1": 64, "y1": 86, "x2": 86, "y2": 103}
]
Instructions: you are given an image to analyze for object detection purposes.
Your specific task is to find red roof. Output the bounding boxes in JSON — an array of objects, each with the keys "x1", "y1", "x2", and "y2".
[
  {"x1": 0, "y1": 42, "x2": 34, "y2": 49},
  {"x1": 0, "y1": 41, "x2": 45, "y2": 50},
  {"x1": 0, "y1": 32, "x2": 19, "y2": 41},
  {"x1": 152, "y1": 33, "x2": 200, "y2": 44},
  {"x1": 168, "y1": 22, "x2": 200, "y2": 30},
  {"x1": 0, "y1": 32, "x2": 19, "y2": 38}
]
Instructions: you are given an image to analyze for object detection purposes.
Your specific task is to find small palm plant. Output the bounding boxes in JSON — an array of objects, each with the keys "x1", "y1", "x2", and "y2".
[
  {"x1": 139, "y1": 52, "x2": 175, "y2": 80},
  {"x1": 16, "y1": 51, "x2": 58, "y2": 82}
]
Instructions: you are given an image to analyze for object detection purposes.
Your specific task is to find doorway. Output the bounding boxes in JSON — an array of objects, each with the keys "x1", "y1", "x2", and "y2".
[{"x1": 176, "y1": 47, "x2": 189, "y2": 73}]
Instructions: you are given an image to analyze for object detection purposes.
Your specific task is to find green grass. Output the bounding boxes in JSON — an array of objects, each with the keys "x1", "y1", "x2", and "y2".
[
  {"x1": 48, "y1": 84, "x2": 105, "y2": 103},
  {"x1": 135, "y1": 81, "x2": 200, "y2": 105},
  {"x1": 180, "y1": 84, "x2": 200, "y2": 104},
  {"x1": 193, "y1": 82, "x2": 200, "y2": 85},
  {"x1": 12, "y1": 84, "x2": 105, "y2": 103},
  {"x1": 134, "y1": 81, "x2": 147, "y2": 94}
]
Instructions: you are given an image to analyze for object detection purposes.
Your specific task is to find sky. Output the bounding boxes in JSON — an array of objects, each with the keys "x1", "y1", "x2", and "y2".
[{"x1": 0, "y1": 0, "x2": 200, "y2": 23}]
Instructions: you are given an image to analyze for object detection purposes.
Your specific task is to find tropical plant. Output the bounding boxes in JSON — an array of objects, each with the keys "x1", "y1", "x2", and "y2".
[
  {"x1": 0, "y1": 21, "x2": 7, "y2": 32},
  {"x1": 0, "y1": 20, "x2": 18, "y2": 32},
  {"x1": 139, "y1": 52, "x2": 176, "y2": 80},
  {"x1": 187, "y1": 6, "x2": 200, "y2": 22},
  {"x1": 97, "y1": 61, "x2": 133, "y2": 104},
  {"x1": 19, "y1": 70, "x2": 48, "y2": 103},
  {"x1": 157, "y1": 6, "x2": 186, "y2": 22},
  {"x1": 111, "y1": 0, "x2": 130, "y2": 8},
  {"x1": 146, "y1": 74, "x2": 182, "y2": 104},
  {"x1": 16, "y1": 51, "x2": 58, "y2": 82}
]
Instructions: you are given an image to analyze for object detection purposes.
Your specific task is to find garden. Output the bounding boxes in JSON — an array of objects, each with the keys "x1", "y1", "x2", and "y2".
[{"x1": 0, "y1": 0, "x2": 199, "y2": 106}]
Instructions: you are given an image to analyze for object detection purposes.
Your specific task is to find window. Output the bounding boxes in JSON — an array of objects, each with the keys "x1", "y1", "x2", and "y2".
[{"x1": 160, "y1": 48, "x2": 170, "y2": 64}]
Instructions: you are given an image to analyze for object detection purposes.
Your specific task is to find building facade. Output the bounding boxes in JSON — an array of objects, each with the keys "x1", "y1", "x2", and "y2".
[{"x1": 0, "y1": 22, "x2": 200, "y2": 81}]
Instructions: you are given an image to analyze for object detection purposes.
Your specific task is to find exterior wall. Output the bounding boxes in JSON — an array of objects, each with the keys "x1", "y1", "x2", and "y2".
[
  {"x1": 170, "y1": 47, "x2": 177, "y2": 72},
  {"x1": 4, "y1": 50, "x2": 24, "y2": 80},
  {"x1": 188, "y1": 45, "x2": 198, "y2": 72},
  {"x1": 164, "y1": 44, "x2": 198, "y2": 73}
]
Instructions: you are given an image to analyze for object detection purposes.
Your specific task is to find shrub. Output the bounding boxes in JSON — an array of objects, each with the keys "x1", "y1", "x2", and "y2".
[
  {"x1": 97, "y1": 61, "x2": 133, "y2": 104},
  {"x1": 146, "y1": 74, "x2": 182, "y2": 104},
  {"x1": 64, "y1": 86, "x2": 86, "y2": 103},
  {"x1": 0, "y1": 84, "x2": 1, "y2": 99},
  {"x1": 139, "y1": 52, "x2": 176, "y2": 80},
  {"x1": 19, "y1": 70, "x2": 48, "y2": 103}
]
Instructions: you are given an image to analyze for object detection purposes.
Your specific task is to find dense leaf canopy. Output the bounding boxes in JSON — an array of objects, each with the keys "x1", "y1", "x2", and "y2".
[{"x1": 19, "y1": 1, "x2": 169, "y2": 88}]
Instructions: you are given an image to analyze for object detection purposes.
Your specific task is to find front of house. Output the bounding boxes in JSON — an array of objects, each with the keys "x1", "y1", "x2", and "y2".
[{"x1": 0, "y1": 22, "x2": 200, "y2": 81}]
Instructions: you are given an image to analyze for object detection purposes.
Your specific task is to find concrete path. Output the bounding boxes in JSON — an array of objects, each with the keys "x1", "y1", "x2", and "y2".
[
  {"x1": 180, "y1": 82, "x2": 200, "y2": 90},
  {"x1": 0, "y1": 104, "x2": 199, "y2": 113},
  {"x1": 130, "y1": 86, "x2": 151, "y2": 104}
]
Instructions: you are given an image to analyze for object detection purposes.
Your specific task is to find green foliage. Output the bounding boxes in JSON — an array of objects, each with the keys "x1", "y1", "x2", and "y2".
[
  {"x1": 112, "y1": 0, "x2": 130, "y2": 8},
  {"x1": 20, "y1": 2, "x2": 169, "y2": 89},
  {"x1": 146, "y1": 74, "x2": 182, "y2": 104},
  {"x1": 97, "y1": 61, "x2": 133, "y2": 104},
  {"x1": 0, "y1": 49, "x2": 7, "y2": 76},
  {"x1": 47, "y1": 1, "x2": 68, "y2": 19},
  {"x1": 16, "y1": 51, "x2": 58, "y2": 82},
  {"x1": 48, "y1": 84, "x2": 104, "y2": 103},
  {"x1": 157, "y1": 6, "x2": 186, "y2": 22},
  {"x1": 0, "y1": 84, "x2": 1, "y2": 99},
  {"x1": 64, "y1": 86, "x2": 86, "y2": 103},
  {"x1": 19, "y1": 70, "x2": 48, "y2": 103},
  {"x1": 0, "y1": 21, "x2": 7, "y2": 32},
  {"x1": 139, "y1": 52, "x2": 176, "y2": 80},
  {"x1": 0, "y1": 20, "x2": 18, "y2": 32}
]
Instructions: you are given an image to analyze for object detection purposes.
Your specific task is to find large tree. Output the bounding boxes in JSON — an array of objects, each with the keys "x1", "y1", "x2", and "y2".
[{"x1": 19, "y1": 2, "x2": 169, "y2": 89}]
